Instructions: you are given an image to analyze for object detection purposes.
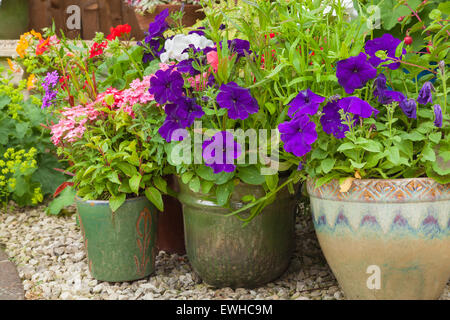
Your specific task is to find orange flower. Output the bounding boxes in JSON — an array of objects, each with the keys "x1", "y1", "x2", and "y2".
[
  {"x1": 6, "y1": 59, "x2": 19, "y2": 73},
  {"x1": 30, "y1": 30, "x2": 43, "y2": 41},
  {"x1": 16, "y1": 34, "x2": 30, "y2": 58},
  {"x1": 27, "y1": 74, "x2": 36, "y2": 90}
]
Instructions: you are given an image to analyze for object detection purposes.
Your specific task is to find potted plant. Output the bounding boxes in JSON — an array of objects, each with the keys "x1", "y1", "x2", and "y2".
[
  {"x1": 40, "y1": 25, "x2": 173, "y2": 282},
  {"x1": 125, "y1": 0, "x2": 205, "y2": 31},
  {"x1": 275, "y1": 5, "x2": 449, "y2": 299},
  {"x1": 145, "y1": 7, "x2": 301, "y2": 288}
]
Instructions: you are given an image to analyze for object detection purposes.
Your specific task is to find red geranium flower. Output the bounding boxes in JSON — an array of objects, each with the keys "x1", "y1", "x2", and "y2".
[
  {"x1": 106, "y1": 24, "x2": 132, "y2": 41},
  {"x1": 89, "y1": 41, "x2": 108, "y2": 59}
]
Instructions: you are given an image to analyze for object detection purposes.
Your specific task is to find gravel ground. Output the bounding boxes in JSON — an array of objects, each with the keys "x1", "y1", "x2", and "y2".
[{"x1": 0, "y1": 202, "x2": 448, "y2": 300}]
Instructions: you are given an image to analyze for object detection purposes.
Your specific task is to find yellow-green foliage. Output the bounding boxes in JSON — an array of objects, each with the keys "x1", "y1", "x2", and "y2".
[{"x1": 0, "y1": 147, "x2": 43, "y2": 207}]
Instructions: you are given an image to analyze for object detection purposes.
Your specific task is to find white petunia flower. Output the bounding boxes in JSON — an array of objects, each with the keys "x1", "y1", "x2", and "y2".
[
  {"x1": 160, "y1": 34, "x2": 214, "y2": 64},
  {"x1": 323, "y1": 0, "x2": 358, "y2": 21}
]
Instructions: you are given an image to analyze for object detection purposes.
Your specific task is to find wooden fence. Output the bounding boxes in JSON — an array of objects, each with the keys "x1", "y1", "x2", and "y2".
[{"x1": 28, "y1": 0, "x2": 144, "y2": 40}]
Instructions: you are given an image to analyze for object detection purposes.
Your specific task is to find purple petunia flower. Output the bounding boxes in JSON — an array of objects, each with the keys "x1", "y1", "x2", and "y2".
[
  {"x1": 202, "y1": 131, "x2": 242, "y2": 174},
  {"x1": 149, "y1": 69, "x2": 185, "y2": 105},
  {"x1": 287, "y1": 89, "x2": 325, "y2": 118},
  {"x1": 364, "y1": 34, "x2": 405, "y2": 70},
  {"x1": 338, "y1": 97, "x2": 379, "y2": 118},
  {"x1": 433, "y1": 104, "x2": 443, "y2": 128},
  {"x1": 379, "y1": 90, "x2": 406, "y2": 105},
  {"x1": 320, "y1": 100, "x2": 350, "y2": 139},
  {"x1": 176, "y1": 96, "x2": 205, "y2": 124},
  {"x1": 176, "y1": 59, "x2": 199, "y2": 76},
  {"x1": 158, "y1": 103, "x2": 188, "y2": 143},
  {"x1": 278, "y1": 114, "x2": 318, "y2": 157},
  {"x1": 216, "y1": 82, "x2": 259, "y2": 120},
  {"x1": 373, "y1": 73, "x2": 405, "y2": 105},
  {"x1": 220, "y1": 39, "x2": 252, "y2": 59},
  {"x1": 373, "y1": 73, "x2": 388, "y2": 102},
  {"x1": 336, "y1": 53, "x2": 377, "y2": 94},
  {"x1": 41, "y1": 71, "x2": 59, "y2": 109},
  {"x1": 188, "y1": 27, "x2": 206, "y2": 36},
  {"x1": 417, "y1": 81, "x2": 434, "y2": 105},
  {"x1": 158, "y1": 97, "x2": 204, "y2": 142},
  {"x1": 139, "y1": 38, "x2": 164, "y2": 63},
  {"x1": 146, "y1": 9, "x2": 169, "y2": 40},
  {"x1": 399, "y1": 99, "x2": 417, "y2": 119}
]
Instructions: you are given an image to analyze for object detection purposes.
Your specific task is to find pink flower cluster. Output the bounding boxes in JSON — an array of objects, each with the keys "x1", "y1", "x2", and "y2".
[
  {"x1": 50, "y1": 68, "x2": 165, "y2": 145},
  {"x1": 50, "y1": 105, "x2": 100, "y2": 145},
  {"x1": 120, "y1": 76, "x2": 155, "y2": 114}
]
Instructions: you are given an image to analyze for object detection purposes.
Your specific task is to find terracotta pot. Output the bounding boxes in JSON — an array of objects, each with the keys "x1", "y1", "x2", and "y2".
[
  {"x1": 157, "y1": 175, "x2": 186, "y2": 255},
  {"x1": 307, "y1": 178, "x2": 450, "y2": 300},
  {"x1": 135, "y1": 5, "x2": 205, "y2": 31}
]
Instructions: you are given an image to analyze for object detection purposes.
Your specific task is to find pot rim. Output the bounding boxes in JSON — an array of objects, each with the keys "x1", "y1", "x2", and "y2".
[
  {"x1": 307, "y1": 177, "x2": 445, "y2": 183},
  {"x1": 75, "y1": 195, "x2": 147, "y2": 205},
  {"x1": 307, "y1": 177, "x2": 450, "y2": 203}
]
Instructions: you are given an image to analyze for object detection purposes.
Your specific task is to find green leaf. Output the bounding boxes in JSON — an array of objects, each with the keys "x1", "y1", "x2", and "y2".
[
  {"x1": 129, "y1": 174, "x2": 142, "y2": 194},
  {"x1": 422, "y1": 145, "x2": 436, "y2": 162},
  {"x1": 321, "y1": 158, "x2": 336, "y2": 174},
  {"x1": 46, "y1": 187, "x2": 76, "y2": 215},
  {"x1": 145, "y1": 187, "x2": 164, "y2": 211},
  {"x1": 237, "y1": 166, "x2": 265, "y2": 185},
  {"x1": 241, "y1": 195, "x2": 256, "y2": 203},
  {"x1": 153, "y1": 176, "x2": 167, "y2": 193},
  {"x1": 109, "y1": 193, "x2": 126, "y2": 212},
  {"x1": 0, "y1": 95, "x2": 11, "y2": 110},
  {"x1": 216, "y1": 181, "x2": 234, "y2": 206},
  {"x1": 349, "y1": 159, "x2": 367, "y2": 169},
  {"x1": 201, "y1": 180, "x2": 214, "y2": 194},
  {"x1": 181, "y1": 171, "x2": 195, "y2": 184},
  {"x1": 116, "y1": 162, "x2": 137, "y2": 177},
  {"x1": 361, "y1": 141, "x2": 383, "y2": 153},
  {"x1": 107, "y1": 171, "x2": 121, "y2": 184},
  {"x1": 337, "y1": 142, "x2": 356, "y2": 152},
  {"x1": 429, "y1": 132, "x2": 442, "y2": 144},
  {"x1": 188, "y1": 176, "x2": 201, "y2": 193},
  {"x1": 196, "y1": 166, "x2": 215, "y2": 181},
  {"x1": 265, "y1": 174, "x2": 279, "y2": 191}
]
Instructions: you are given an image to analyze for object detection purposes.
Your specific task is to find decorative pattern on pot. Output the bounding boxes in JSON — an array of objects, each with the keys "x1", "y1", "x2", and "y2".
[
  {"x1": 307, "y1": 178, "x2": 450, "y2": 300},
  {"x1": 134, "y1": 207, "x2": 154, "y2": 277},
  {"x1": 178, "y1": 179, "x2": 297, "y2": 289},
  {"x1": 76, "y1": 196, "x2": 159, "y2": 282}
]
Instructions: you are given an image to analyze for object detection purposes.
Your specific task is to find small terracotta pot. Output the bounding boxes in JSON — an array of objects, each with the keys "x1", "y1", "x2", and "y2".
[
  {"x1": 135, "y1": 5, "x2": 205, "y2": 31},
  {"x1": 156, "y1": 175, "x2": 186, "y2": 255}
]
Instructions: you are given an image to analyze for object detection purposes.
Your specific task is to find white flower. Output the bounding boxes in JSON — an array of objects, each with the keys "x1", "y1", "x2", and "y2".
[
  {"x1": 160, "y1": 34, "x2": 214, "y2": 64},
  {"x1": 323, "y1": 0, "x2": 358, "y2": 21}
]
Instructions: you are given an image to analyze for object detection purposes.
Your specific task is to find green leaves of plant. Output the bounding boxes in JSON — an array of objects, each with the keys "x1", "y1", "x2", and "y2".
[
  {"x1": 216, "y1": 181, "x2": 234, "y2": 206},
  {"x1": 110, "y1": 193, "x2": 126, "y2": 212},
  {"x1": 46, "y1": 186, "x2": 77, "y2": 216},
  {"x1": 237, "y1": 166, "x2": 265, "y2": 185},
  {"x1": 145, "y1": 187, "x2": 164, "y2": 212},
  {"x1": 129, "y1": 174, "x2": 142, "y2": 194}
]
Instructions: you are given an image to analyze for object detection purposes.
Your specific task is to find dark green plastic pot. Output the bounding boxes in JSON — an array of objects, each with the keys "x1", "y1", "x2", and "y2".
[
  {"x1": 76, "y1": 196, "x2": 158, "y2": 282},
  {"x1": 0, "y1": 0, "x2": 29, "y2": 39},
  {"x1": 178, "y1": 179, "x2": 297, "y2": 288}
]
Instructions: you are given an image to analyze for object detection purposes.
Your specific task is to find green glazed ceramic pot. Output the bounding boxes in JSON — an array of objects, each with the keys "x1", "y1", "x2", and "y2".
[
  {"x1": 307, "y1": 178, "x2": 450, "y2": 300},
  {"x1": 76, "y1": 196, "x2": 158, "y2": 282},
  {"x1": 178, "y1": 178, "x2": 297, "y2": 288},
  {"x1": 0, "y1": 0, "x2": 29, "y2": 39}
]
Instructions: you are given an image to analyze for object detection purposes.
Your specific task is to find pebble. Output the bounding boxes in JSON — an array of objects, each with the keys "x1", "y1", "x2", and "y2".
[{"x1": 0, "y1": 204, "x2": 448, "y2": 301}]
